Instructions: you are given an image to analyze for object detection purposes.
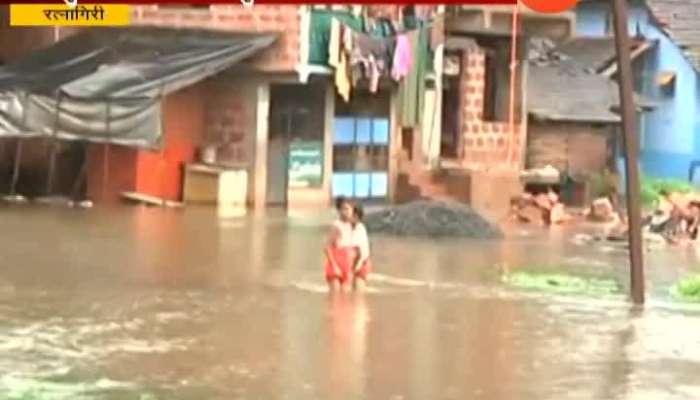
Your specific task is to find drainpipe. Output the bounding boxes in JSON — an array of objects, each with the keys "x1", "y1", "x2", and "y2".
[{"x1": 612, "y1": 0, "x2": 645, "y2": 305}]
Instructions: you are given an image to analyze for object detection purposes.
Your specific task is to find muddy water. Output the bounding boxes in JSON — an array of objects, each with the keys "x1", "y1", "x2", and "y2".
[{"x1": 1, "y1": 206, "x2": 700, "y2": 400}]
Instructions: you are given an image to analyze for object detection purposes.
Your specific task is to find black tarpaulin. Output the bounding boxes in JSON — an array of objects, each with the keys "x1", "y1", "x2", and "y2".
[{"x1": 0, "y1": 27, "x2": 276, "y2": 148}]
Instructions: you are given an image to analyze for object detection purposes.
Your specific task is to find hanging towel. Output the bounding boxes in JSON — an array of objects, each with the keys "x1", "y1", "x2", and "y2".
[
  {"x1": 398, "y1": 29, "x2": 428, "y2": 127},
  {"x1": 334, "y1": 24, "x2": 352, "y2": 102},
  {"x1": 328, "y1": 18, "x2": 341, "y2": 68},
  {"x1": 392, "y1": 34, "x2": 413, "y2": 81}
]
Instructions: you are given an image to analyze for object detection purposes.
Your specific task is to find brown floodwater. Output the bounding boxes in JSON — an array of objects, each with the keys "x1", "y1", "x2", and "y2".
[{"x1": 1, "y1": 205, "x2": 700, "y2": 400}]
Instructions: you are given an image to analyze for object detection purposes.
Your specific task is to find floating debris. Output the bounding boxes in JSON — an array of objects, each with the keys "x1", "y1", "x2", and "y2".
[
  {"x1": 671, "y1": 275, "x2": 700, "y2": 303},
  {"x1": 1, "y1": 194, "x2": 28, "y2": 204},
  {"x1": 503, "y1": 271, "x2": 622, "y2": 296}
]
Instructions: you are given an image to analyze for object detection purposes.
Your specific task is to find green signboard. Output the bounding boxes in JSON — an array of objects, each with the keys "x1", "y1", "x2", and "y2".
[{"x1": 288, "y1": 141, "x2": 324, "y2": 188}]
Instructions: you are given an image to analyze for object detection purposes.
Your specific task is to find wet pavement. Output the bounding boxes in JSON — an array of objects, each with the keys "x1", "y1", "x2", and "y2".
[{"x1": 1, "y1": 205, "x2": 700, "y2": 399}]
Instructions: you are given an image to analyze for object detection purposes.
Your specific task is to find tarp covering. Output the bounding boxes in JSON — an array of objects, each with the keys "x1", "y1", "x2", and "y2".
[{"x1": 0, "y1": 27, "x2": 276, "y2": 148}]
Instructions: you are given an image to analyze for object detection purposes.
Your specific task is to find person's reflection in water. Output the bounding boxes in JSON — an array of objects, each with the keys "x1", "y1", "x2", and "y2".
[{"x1": 324, "y1": 292, "x2": 370, "y2": 400}]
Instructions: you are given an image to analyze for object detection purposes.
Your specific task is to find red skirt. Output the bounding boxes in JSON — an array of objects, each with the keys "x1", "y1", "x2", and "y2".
[{"x1": 325, "y1": 247, "x2": 371, "y2": 283}]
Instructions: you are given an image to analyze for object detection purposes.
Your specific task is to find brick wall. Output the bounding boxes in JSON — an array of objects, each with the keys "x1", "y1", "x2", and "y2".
[
  {"x1": 204, "y1": 79, "x2": 248, "y2": 166},
  {"x1": 131, "y1": 5, "x2": 301, "y2": 72},
  {"x1": 460, "y1": 48, "x2": 522, "y2": 168},
  {"x1": 527, "y1": 122, "x2": 611, "y2": 179}
]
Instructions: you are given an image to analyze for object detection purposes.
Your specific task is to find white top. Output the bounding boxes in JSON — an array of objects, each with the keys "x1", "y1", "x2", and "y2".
[
  {"x1": 352, "y1": 222, "x2": 371, "y2": 261},
  {"x1": 333, "y1": 220, "x2": 355, "y2": 248},
  {"x1": 332, "y1": 220, "x2": 371, "y2": 260}
]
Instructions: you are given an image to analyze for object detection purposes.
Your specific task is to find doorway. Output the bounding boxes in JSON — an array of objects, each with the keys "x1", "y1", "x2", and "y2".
[
  {"x1": 267, "y1": 83, "x2": 325, "y2": 206},
  {"x1": 441, "y1": 75, "x2": 461, "y2": 159}
]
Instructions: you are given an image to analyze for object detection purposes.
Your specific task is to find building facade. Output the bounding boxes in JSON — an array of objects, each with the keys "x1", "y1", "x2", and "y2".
[
  {"x1": 576, "y1": 0, "x2": 700, "y2": 182},
  {"x1": 0, "y1": 4, "x2": 574, "y2": 212}
]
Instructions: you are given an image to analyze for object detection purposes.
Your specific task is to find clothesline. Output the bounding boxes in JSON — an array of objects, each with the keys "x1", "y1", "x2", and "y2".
[
  {"x1": 336, "y1": 18, "x2": 438, "y2": 39},
  {"x1": 330, "y1": 17, "x2": 431, "y2": 101}
]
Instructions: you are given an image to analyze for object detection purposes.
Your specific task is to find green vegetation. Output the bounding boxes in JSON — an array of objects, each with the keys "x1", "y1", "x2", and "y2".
[
  {"x1": 640, "y1": 177, "x2": 694, "y2": 209},
  {"x1": 588, "y1": 170, "x2": 695, "y2": 210},
  {"x1": 503, "y1": 271, "x2": 622, "y2": 296},
  {"x1": 670, "y1": 275, "x2": 700, "y2": 303}
]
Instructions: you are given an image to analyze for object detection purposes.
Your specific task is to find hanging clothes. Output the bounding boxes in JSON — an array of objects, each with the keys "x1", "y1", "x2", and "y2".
[
  {"x1": 308, "y1": 10, "x2": 363, "y2": 65},
  {"x1": 349, "y1": 32, "x2": 395, "y2": 93},
  {"x1": 330, "y1": 22, "x2": 353, "y2": 102},
  {"x1": 430, "y1": 15, "x2": 445, "y2": 51},
  {"x1": 392, "y1": 34, "x2": 413, "y2": 81},
  {"x1": 328, "y1": 18, "x2": 341, "y2": 68},
  {"x1": 336, "y1": 48, "x2": 351, "y2": 102},
  {"x1": 398, "y1": 27, "x2": 428, "y2": 127}
]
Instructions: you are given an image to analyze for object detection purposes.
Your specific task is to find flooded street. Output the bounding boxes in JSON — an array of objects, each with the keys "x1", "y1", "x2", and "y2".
[{"x1": 1, "y1": 206, "x2": 700, "y2": 400}]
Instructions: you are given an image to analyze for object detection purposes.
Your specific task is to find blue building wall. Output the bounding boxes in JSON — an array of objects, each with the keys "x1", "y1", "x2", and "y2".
[{"x1": 576, "y1": 0, "x2": 700, "y2": 182}]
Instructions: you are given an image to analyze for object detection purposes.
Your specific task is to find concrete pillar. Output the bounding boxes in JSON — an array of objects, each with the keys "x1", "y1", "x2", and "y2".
[
  {"x1": 252, "y1": 82, "x2": 270, "y2": 209},
  {"x1": 421, "y1": 86, "x2": 442, "y2": 168}
]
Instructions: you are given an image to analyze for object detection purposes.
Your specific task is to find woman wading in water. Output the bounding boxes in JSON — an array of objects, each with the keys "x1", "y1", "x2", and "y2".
[{"x1": 324, "y1": 197, "x2": 372, "y2": 292}]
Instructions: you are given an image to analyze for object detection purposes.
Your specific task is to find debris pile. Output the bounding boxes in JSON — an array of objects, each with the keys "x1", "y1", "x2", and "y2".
[
  {"x1": 509, "y1": 189, "x2": 570, "y2": 226},
  {"x1": 364, "y1": 200, "x2": 503, "y2": 239}
]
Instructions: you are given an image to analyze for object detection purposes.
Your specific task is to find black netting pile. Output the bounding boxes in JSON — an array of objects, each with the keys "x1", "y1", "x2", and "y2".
[{"x1": 364, "y1": 200, "x2": 503, "y2": 239}]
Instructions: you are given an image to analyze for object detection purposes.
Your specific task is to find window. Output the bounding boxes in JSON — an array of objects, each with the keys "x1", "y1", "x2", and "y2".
[
  {"x1": 269, "y1": 84, "x2": 325, "y2": 142},
  {"x1": 332, "y1": 172, "x2": 388, "y2": 198},
  {"x1": 332, "y1": 115, "x2": 390, "y2": 199}
]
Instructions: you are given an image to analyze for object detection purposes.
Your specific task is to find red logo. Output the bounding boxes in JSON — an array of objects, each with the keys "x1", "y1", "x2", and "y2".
[{"x1": 521, "y1": 0, "x2": 579, "y2": 13}]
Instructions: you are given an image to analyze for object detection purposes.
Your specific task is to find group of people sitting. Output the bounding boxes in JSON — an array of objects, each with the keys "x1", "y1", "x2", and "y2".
[
  {"x1": 586, "y1": 191, "x2": 700, "y2": 245},
  {"x1": 645, "y1": 191, "x2": 700, "y2": 244}
]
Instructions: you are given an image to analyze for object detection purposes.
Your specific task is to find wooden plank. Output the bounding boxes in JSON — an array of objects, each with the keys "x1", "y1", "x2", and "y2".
[{"x1": 120, "y1": 191, "x2": 183, "y2": 208}]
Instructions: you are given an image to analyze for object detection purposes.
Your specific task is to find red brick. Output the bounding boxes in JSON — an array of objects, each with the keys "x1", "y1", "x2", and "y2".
[{"x1": 237, "y1": 13, "x2": 255, "y2": 24}]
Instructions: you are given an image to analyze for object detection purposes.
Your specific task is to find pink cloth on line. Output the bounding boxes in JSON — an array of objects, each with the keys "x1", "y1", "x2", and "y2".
[{"x1": 392, "y1": 34, "x2": 412, "y2": 81}]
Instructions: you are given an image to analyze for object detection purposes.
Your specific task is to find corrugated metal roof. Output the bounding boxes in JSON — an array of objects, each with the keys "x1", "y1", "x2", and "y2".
[
  {"x1": 528, "y1": 65, "x2": 622, "y2": 123},
  {"x1": 646, "y1": 0, "x2": 700, "y2": 71},
  {"x1": 526, "y1": 35, "x2": 654, "y2": 122}
]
